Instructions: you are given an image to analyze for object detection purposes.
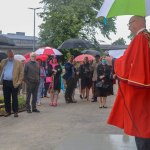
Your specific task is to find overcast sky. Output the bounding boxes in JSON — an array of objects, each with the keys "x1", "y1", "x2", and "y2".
[{"x1": 0, "y1": 0, "x2": 150, "y2": 45}]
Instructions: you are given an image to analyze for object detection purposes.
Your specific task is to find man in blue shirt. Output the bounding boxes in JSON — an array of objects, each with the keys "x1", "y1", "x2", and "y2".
[{"x1": 0, "y1": 50, "x2": 23, "y2": 117}]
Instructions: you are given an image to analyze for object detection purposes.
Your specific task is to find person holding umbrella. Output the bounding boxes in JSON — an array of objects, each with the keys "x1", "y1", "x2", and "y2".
[
  {"x1": 105, "y1": 16, "x2": 150, "y2": 149},
  {"x1": 48, "y1": 56, "x2": 62, "y2": 107}
]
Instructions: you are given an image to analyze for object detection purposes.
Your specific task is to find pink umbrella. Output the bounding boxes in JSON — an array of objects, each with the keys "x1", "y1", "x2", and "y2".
[
  {"x1": 74, "y1": 54, "x2": 95, "y2": 62},
  {"x1": 35, "y1": 47, "x2": 62, "y2": 56}
]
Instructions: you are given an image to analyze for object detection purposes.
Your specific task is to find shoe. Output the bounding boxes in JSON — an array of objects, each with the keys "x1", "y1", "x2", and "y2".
[
  {"x1": 80, "y1": 95, "x2": 83, "y2": 99},
  {"x1": 103, "y1": 106, "x2": 107, "y2": 108},
  {"x1": 14, "y1": 113, "x2": 18, "y2": 117},
  {"x1": 27, "y1": 110, "x2": 32, "y2": 113},
  {"x1": 32, "y1": 109, "x2": 40, "y2": 113},
  {"x1": 70, "y1": 100, "x2": 77, "y2": 103},
  {"x1": 4, "y1": 112, "x2": 11, "y2": 117},
  {"x1": 99, "y1": 106, "x2": 103, "y2": 108},
  {"x1": 91, "y1": 100, "x2": 97, "y2": 102}
]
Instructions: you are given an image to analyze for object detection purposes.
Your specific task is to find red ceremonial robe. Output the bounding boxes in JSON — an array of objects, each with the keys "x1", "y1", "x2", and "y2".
[{"x1": 107, "y1": 30, "x2": 150, "y2": 138}]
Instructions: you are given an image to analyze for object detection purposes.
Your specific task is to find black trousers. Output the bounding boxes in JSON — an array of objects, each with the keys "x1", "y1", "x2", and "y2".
[
  {"x1": 65, "y1": 78, "x2": 75, "y2": 102},
  {"x1": 93, "y1": 81, "x2": 97, "y2": 101},
  {"x1": 26, "y1": 82, "x2": 39, "y2": 111},
  {"x1": 135, "y1": 137, "x2": 150, "y2": 150},
  {"x1": 3, "y1": 80, "x2": 19, "y2": 113},
  {"x1": 44, "y1": 82, "x2": 50, "y2": 97}
]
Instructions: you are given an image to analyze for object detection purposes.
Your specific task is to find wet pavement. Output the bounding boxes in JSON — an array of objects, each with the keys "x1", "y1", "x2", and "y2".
[{"x1": 0, "y1": 86, "x2": 137, "y2": 150}]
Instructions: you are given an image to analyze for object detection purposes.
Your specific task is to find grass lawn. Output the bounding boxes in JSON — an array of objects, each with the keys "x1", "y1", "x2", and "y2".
[{"x1": 0, "y1": 95, "x2": 26, "y2": 115}]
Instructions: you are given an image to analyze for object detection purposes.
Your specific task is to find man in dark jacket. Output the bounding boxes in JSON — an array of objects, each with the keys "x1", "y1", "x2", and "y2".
[
  {"x1": 64, "y1": 56, "x2": 77, "y2": 103},
  {"x1": 24, "y1": 52, "x2": 40, "y2": 113}
]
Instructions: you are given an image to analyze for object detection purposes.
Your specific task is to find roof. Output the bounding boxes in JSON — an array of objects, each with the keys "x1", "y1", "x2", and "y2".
[{"x1": 2, "y1": 33, "x2": 38, "y2": 41}]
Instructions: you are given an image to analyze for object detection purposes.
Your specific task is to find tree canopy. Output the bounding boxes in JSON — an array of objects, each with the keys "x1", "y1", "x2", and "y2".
[
  {"x1": 112, "y1": 38, "x2": 126, "y2": 45},
  {"x1": 39, "y1": 0, "x2": 117, "y2": 48}
]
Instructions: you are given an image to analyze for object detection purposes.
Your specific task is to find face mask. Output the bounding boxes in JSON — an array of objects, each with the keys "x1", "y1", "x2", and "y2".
[{"x1": 102, "y1": 59, "x2": 107, "y2": 65}]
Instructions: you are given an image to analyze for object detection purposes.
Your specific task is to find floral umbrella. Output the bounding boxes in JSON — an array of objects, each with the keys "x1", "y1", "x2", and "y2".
[
  {"x1": 35, "y1": 47, "x2": 62, "y2": 56},
  {"x1": 97, "y1": 0, "x2": 150, "y2": 18},
  {"x1": 74, "y1": 54, "x2": 95, "y2": 62}
]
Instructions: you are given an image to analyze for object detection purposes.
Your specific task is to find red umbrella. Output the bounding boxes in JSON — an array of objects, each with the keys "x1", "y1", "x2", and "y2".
[
  {"x1": 74, "y1": 54, "x2": 95, "y2": 62},
  {"x1": 24, "y1": 52, "x2": 31, "y2": 59},
  {"x1": 35, "y1": 47, "x2": 62, "y2": 56},
  {"x1": 36, "y1": 54, "x2": 48, "y2": 61},
  {"x1": 24, "y1": 58, "x2": 30, "y2": 64}
]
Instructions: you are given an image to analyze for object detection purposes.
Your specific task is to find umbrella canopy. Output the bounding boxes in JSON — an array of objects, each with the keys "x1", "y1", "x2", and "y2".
[
  {"x1": 35, "y1": 47, "x2": 62, "y2": 56},
  {"x1": 0, "y1": 35, "x2": 15, "y2": 46},
  {"x1": 0, "y1": 52, "x2": 7, "y2": 62},
  {"x1": 36, "y1": 54, "x2": 48, "y2": 61},
  {"x1": 14, "y1": 54, "x2": 26, "y2": 62},
  {"x1": 58, "y1": 38, "x2": 94, "y2": 49},
  {"x1": 81, "y1": 50, "x2": 100, "y2": 56},
  {"x1": 74, "y1": 54, "x2": 95, "y2": 62},
  {"x1": 96, "y1": 0, "x2": 150, "y2": 18},
  {"x1": 24, "y1": 52, "x2": 31, "y2": 59}
]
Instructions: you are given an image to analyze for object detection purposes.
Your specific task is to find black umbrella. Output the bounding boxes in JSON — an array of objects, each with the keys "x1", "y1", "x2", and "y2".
[
  {"x1": 81, "y1": 49, "x2": 100, "y2": 56},
  {"x1": 58, "y1": 38, "x2": 94, "y2": 49},
  {"x1": 0, "y1": 51, "x2": 7, "y2": 62},
  {"x1": 0, "y1": 35, "x2": 15, "y2": 46}
]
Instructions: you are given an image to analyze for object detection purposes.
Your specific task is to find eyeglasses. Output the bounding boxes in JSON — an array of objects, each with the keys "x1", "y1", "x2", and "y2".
[{"x1": 127, "y1": 20, "x2": 135, "y2": 27}]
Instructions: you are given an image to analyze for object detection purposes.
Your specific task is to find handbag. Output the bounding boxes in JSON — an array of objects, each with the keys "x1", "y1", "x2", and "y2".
[
  {"x1": 96, "y1": 81, "x2": 103, "y2": 88},
  {"x1": 96, "y1": 81, "x2": 109, "y2": 89}
]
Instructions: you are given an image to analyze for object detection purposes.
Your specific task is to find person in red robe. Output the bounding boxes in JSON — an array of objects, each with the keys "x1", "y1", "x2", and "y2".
[{"x1": 105, "y1": 16, "x2": 150, "y2": 150}]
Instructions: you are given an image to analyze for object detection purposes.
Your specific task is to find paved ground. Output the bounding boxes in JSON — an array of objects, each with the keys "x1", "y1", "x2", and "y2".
[{"x1": 0, "y1": 86, "x2": 137, "y2": 150}]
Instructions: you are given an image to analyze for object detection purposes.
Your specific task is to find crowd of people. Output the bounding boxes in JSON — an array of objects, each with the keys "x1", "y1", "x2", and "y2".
[{"x1": 0, "y1": 50, "x2": 115, "y2": 117}]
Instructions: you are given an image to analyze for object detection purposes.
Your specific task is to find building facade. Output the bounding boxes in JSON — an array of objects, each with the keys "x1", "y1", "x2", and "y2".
[{"x1": 0, "y1": 31, "x2": 39, "y2": 54}]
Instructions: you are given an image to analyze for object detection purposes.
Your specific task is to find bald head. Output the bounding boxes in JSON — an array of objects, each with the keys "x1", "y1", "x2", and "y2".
[{"x1": 128, "y1": 16, "x2": 146, "y2": 35}]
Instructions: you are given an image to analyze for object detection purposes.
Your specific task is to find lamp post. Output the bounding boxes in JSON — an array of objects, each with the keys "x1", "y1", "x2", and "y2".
[{"x1": 28, "y1": 7, "x2": 41, "y2": 51}]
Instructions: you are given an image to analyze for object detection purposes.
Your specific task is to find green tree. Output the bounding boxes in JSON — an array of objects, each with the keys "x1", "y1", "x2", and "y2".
[
  {"x1": 39, "y1": 0, "x2": 117, "y2": 49},
  {"x1": 112, "y1": 38, "x2": 126, "y2": 45}
]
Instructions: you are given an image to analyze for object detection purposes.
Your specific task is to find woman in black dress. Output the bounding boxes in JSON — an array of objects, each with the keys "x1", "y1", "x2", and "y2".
[
  {"x1": 96, "y1": 58, "x2": 113, "y2": 108},
  {"x1": 79, "y1": 57, "x2": 93, "y2": 101},
  {"x1": 48, "y1": 57, "x2": 62, "y2": 107}
]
